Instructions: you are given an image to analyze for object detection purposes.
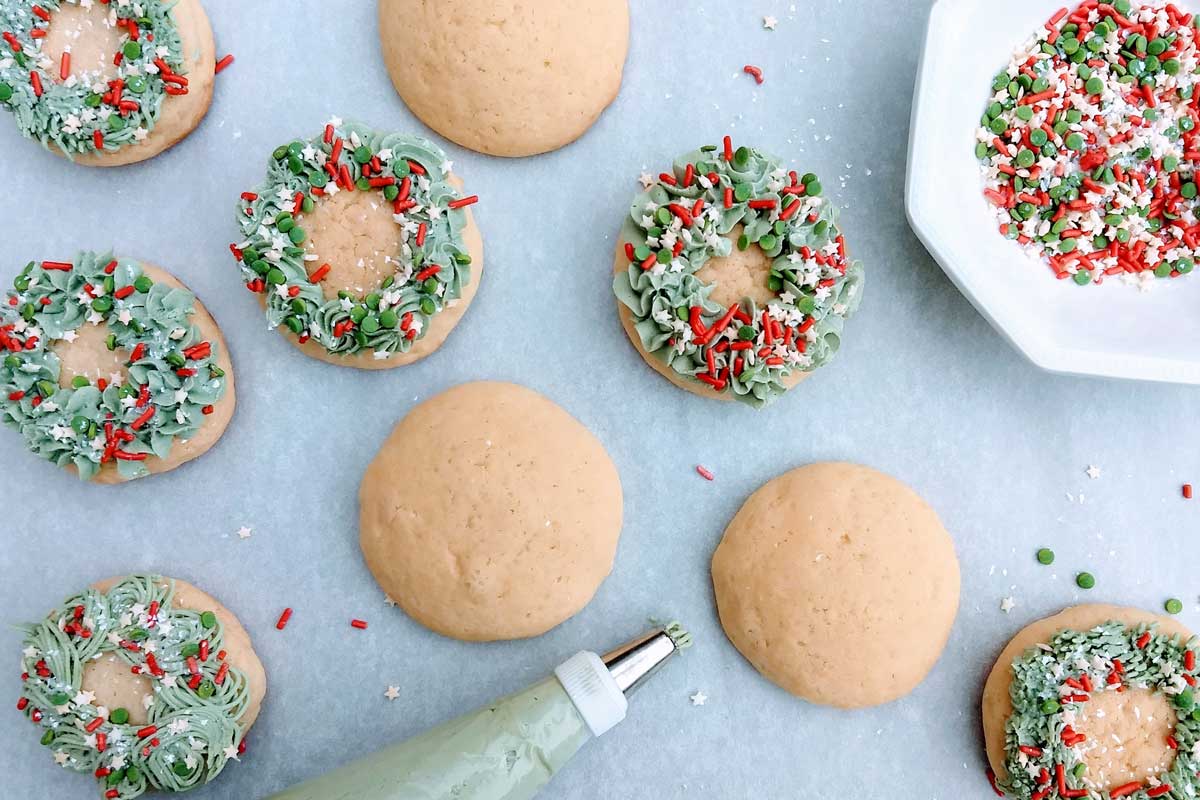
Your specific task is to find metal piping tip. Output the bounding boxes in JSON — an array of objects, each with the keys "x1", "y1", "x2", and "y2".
[{"x1": 602, "y1": 625, "x2": 688, "y2": 696}]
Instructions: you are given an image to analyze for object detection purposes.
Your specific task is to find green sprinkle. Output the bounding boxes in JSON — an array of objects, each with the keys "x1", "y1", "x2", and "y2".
[
  {"x1": 40, "y1": 730, "x2": 54, "y2": 746},
  {"x1": 173, "y1": 762, "x2": 191, "y2": 777},
  {"x1": 1076, "y1": 572, "x2": 1096, "y2": 590},
  {"x1": 91, "y1": 296, "x2": 113, "y2": 313},
  {"x1": 353, "y1": 146, "x2": 372, "y2": 164},
  {"x1": 1041, "y1": 699, "x2": 1061, "y2": 714},
  {"x1": 1166, "y1": 598, "x2": 1184, "y2": 615},
  {"x1": 134, "y1": 275, "x2": 153, "y2": 293},
  {"x1": 266, "y1": 268, "x2": 286, "y2": 286},
  {"x1": 50, "y1": 692, "x2": 70, "y2": 706},
  {"x1": 70, "y1": 376, "x2": 89, "y2": 389},
  {"x1": 1177, "y1": 689, "x2": 1195, "y2": 710},
  {"x1": 1073, "y1": 270, "x2": 1092, "y2": 286},
  {"x1": 122, "y1": 41, "x2": 142, "y2": 60},
  {"x1": 360, "y1": 316, "x2": 380, "y2": 334},
  {"x1": 420, "y1": 298, "x2": 436, "y2": 316},
  {"x1": 288, "y1": 227, "x2": 306, "y2": 245},
  {"x1": 127, "y1": 76, "x2": 147, "y2": 94},
  {"x1": 1036, "y1": 548, "x2": 1055, "y2": 565},
  {"x1": 109, "y1": 707, "x2": 129, "y2": 725},
  {"x1": 200, "y1": 611, "x2": 218, "y2": 629},
  {"x1": 0, "y1": 83, "x2": 13, "y2": 102},
  {"x1": 379, "y1": 310, "x2": 398, "y2": 329},
  {"x1": 125, "y1": 767, "x2": 142, "y2": 783}
]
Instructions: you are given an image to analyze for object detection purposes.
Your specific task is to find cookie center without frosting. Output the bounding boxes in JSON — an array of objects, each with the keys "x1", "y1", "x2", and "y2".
[
  {"x1": 695, "y1": 223, "x2": 777, "y2": 308},
  {"x1": 1072, "y1": 687, "x2": 1176, "y2": 791},
  {"x1": 79, "y1": 652, "x2": 154, "y2": 726},
  {"x1": 40, "y1": 2, "x2": 124, "y2": 84},
  {"x1": 54, "y1": 321, "x2": 130, "y2": 388},
  {"x1": 299, "y1": 189, "x2": 405, "y2": 300}
]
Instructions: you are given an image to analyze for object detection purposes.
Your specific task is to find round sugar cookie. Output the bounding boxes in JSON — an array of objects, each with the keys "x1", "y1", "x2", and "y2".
[
  {"x1": 1, "y1": 0, "x2": 215, "y2": 166},
  {"x1": 232, "y1": 123, "x2": 484, "y2": 369},
  {"x1": 16, "y1": 574, "x2": 266, "y2": 799},
  {"x1": 1, "y1": 252, "x2": 235, "y2": 483},
  {"x1": 711, "y1": 462, "x2": 960, "y2": 708},
  {"x1": 359, "y1": 381, "x2": 623, "y2": 641},
  {"x1": 613, "y1": 140, "x2": 864, "y2": 408},
  {"x1": 982, "y1": 605, "x2": 1198, "y2": 798},
  {"x1": 377, "y1": 0, "x2": 629, "y2": 157}
]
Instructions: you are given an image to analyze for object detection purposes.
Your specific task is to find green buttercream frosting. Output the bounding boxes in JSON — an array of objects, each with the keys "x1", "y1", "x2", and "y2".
[
  {"x1": 0, "y1": 251, "x2": 228, "y2": 480},
  {"x1": 233, "y1": 121, "x2": 476, "y2": 361},
  {"x1": 0, "y1": 0, "x2": 186, "y2": 157},
  {"x1": 17, "y1": 575, "x2": 250, "y2": 799},
  {"x1": 613, "y1": 141, "x2": 864, "y2": 408},
  {"x1": 1001, "y1": 620, "x2": 1200, "y2": 799}
]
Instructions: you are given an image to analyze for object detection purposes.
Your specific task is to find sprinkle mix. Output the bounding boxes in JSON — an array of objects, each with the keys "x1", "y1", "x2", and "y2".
[
  {"x1": 232, "y1": 121, "x2": 478, "y2": 360},
  {"x1": 16, "y1": 576, "x2": 250, "y2": 799},
  {"x1": 1000, "y1": 621, "x2": 1200, "y2": 800},
  {"x1": 977, "y1": 0, "x2": 1200, "y2": 287},
  {"x1": 613, "y1": 138, "x2": 864, "y2": 408},
  {"x1": 0, "y1": 0, "x2": 188, "y2": 156},
  {"x1": 0, "y1": 252, "x2": 227, "y2": 481}
]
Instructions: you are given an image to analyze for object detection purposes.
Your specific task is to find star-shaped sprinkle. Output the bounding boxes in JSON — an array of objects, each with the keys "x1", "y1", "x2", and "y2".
[
  {"x1": 223, "y1": 745, "x2": 239, "y2": 761},
  {"x1": 639, "y1": 172, "x2": 654, "y2": 189},
  {"x1": 690, "y1": 691, "x2": 708, "y2": 706},
  {"x1": 763, "y1": 15, "x2": 778, "y2": 30},
  {"x1": 384, "y1": 595, "x2": 397, "y2": 607},
  {"x1": 53, "y1": 751, "x2": 69, "y2": 766},
  {"x1": 1085, "y1": 465, "x2": 1101, "y2": 480},
  {"x1": 74, "y1": 690, "x2": 96, "y2": 706},
  {"x1": 22, "y1": 645, "x2": 39, "y2": 659},
  {"x1": 236, "y1": 526, "x2": 252, "y2": 540},
  {"x1": 1000, "y1": 597, "x2": 1016, "y2": 614},
  {"x1": 384, "y1": 686, "x2": 400, "y2": 701}
]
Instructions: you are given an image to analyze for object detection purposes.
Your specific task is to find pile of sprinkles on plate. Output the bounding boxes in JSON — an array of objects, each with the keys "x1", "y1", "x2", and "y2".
[{"x1": 977, "y1": 0, "x2": 1200, "y2": 288}]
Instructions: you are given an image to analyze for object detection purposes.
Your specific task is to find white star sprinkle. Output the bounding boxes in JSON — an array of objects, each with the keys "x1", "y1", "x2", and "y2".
[
  {"x1": 384, "y1": 686, "x2": 400, "y2": 701},
  {"x1": 74, "y1": 690, "x2": 96, "y2": 706},
  {"x1": 639, "y1": 172, "x2": 654, "y2": 189},
  {"x1": 1086, "y1": 465, "x2": 1101, "y2": 480},
  {"x1": 236, "y1": 526, "x2": 252, "y2": 540},
  {"x1": 763, "y1": 15, "x2": 778, "y2": 30},
  {"x1": 1000, "y1": 597, "x2": 1016, "y2": 614},
  {"x1": 223, "y1": 745, "x2": 239, "y2": 761},
  {"x1": 384, "y1": 595, "x2": 397, "y2": 607},
  {"x1": 53, "y1": 751, "x2": 69, "y2": 766},
  {"x1": 690, "y1": 691, "x2": 708, "y2": 706}
]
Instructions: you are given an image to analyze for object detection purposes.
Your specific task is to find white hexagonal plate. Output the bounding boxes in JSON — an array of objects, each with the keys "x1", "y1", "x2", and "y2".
[{"x1": 907, "y1": 0, "x2": 1200, "y2": 384}]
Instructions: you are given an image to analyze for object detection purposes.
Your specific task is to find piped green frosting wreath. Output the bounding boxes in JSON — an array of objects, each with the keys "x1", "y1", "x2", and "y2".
[
  {"x1": 613, "y1": 136, "x2": 864, "y2": 408},
  {"x1": 0, "y1": 252, "x2": 227, "y2": 481},
  {"x1": 1000, "y1": 621, "x2": 1200, "y2": 800},
  {"x1": 0, "y1": 0, "x2": 190, "y2": 157},
  {"x1": 231, "y1": 119, "x2": 479, "y2": 361},
  {"x1": 15, "y1": 575, "x2": 250, "y2": 799}
]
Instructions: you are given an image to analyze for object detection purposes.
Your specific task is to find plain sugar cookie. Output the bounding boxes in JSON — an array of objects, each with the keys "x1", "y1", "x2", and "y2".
[
  {"x1": 711, "y1": 462, "x2": 959, "y2": 708},
  {"x1": 1, "y1": 252, "x2": 235, "y2": 482},
  {"x1": 614, "y1": 138, "x2": 864, "y2": 408},
  {"x1": 0, "y1": 0, "x2": 215, "y2": 165},
  {"x1": 359, "y1": 381, "x2": 622, "y2": 641},
  {"x1": 16, "y1": 574, "x2": 266, "y2": 798},
  {"x1": 233, "y1": 122, "x2": 483, "y2": 369},
  {"x1": 378, "y1": 0, "x2": 630, "y2": 157},
  {"x1": 982, "y1": 605, "x2": 1198, "y2": 799}
]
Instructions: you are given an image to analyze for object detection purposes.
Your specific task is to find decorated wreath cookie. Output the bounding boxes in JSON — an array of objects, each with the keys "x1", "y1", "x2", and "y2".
[
  {"x1": 977, "y1": 0, "x2": 1200, "y2": 287},
  {"x1": 613, "y1": 137, "x2": 864, "y2": 408},
  {"x1": 231, "y1": 120, "x2": 484, "y2": 369},
  {"x1": 0, "y1": 0, "x2": 215, "y2": 165},
  {"x1": 0, "y1": 252, "x2": 234, "y2": 482},
  {"x1": 16, "y1": 574, "x2": 266, "y2": 800},
  {"x1": 983, "y1": 605, "x2": 1200, "y2": 800}
]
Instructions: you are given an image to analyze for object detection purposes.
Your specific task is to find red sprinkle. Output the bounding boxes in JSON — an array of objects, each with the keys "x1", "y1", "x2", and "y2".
[
  {"x1": 696, "y1": 465, "x2": 715, "y2": 482},
  {"x1": 743, "y1": 64, "x2": 764, "y2": 85},
  {"x1": 350, "y1": 619, "x2": 368, "y2": 630},
  {"x1": 1184, "y1": 484, "x2": 1193, "y2": 499},
  {"x1": 447, "y1": 195, "x2": 479, "y2": 210},
  {"x1": 275, "y1": 608, "x2": 293, "y2": 630},
  {"x1": 214, "y1": 54, "x2": 234, "y2": 74}
]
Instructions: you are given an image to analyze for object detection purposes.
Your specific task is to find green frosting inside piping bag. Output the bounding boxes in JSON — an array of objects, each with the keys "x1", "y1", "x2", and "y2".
[
  {"x1": 0, "y1": 0, "x2": 186, "y2": 157},
  {"x1": 613, "y1": 142, "x2": 864, "y2": 408},
  {"x1": 0, "y1": 251, "x2": 227, "y2": 480},
  {"x1": 233, "y1": 121, "x2": 475, "y2": 361},
  {"x1": 267, "y1": 677, "x2": 589, "y2": 800},
  {"x1": 17, "y1": 575, "x2": 251, "y2": 799}
]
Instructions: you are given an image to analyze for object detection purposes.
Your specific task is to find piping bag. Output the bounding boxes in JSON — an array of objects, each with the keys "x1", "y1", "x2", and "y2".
[{"x1": 266, "y1": 623, "x2": 692, "y2": 800}]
